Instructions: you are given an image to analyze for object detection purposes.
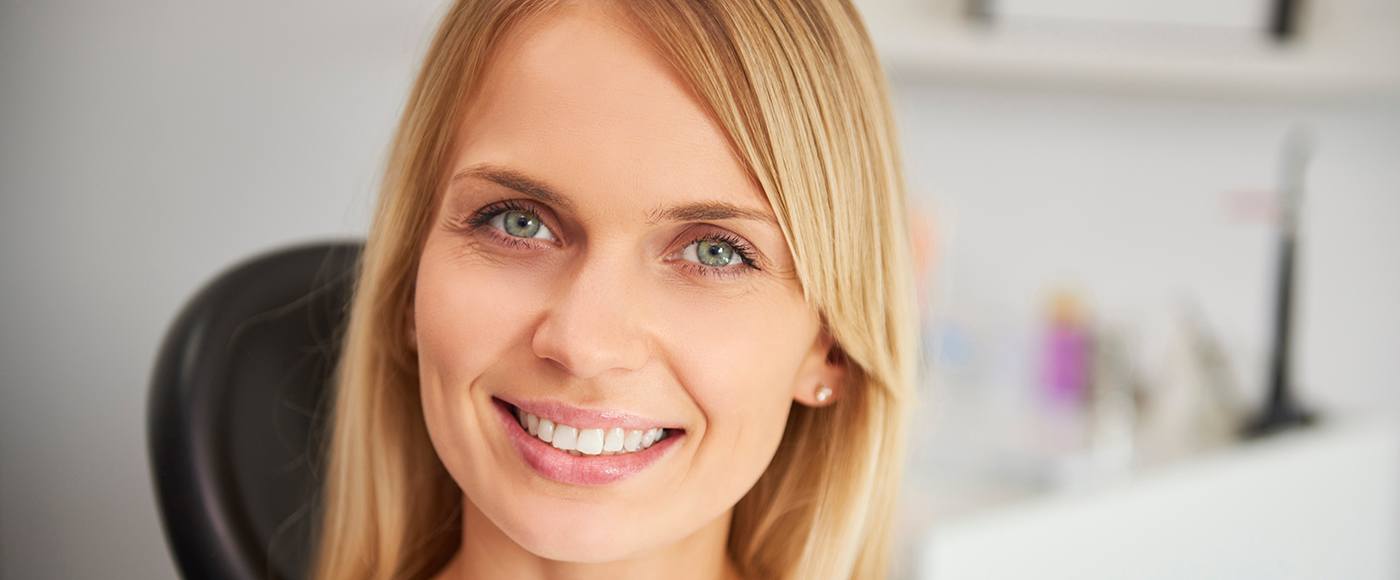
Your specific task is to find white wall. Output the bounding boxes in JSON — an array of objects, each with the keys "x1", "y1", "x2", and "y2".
[
  {"x1": 1, "y1": 2, "x2": 1396, "y2": 579},
  {"x1": 893, "y1": 85, "x2": 1400, "y2": 414},
  {"x1": 0, "y1": 1, "x2": 449, "y2": 578}
]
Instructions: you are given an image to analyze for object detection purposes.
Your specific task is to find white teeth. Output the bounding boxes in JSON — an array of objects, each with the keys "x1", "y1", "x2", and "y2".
[
  {"x1": 552, "y1": 425, "x2": 578, "y2": 451},
  {"x1": 641, "y1": 428, "x2": 665, "y2": 447},
  {"x1": 513, "y1": 408, "x2": 671, "y2": 456},
  {"x1": 576, "y1": 428, "x2": 605, "y2": 455},
  {"x1": 603, "y1": 427, "x2": 625, "y2": 453}
]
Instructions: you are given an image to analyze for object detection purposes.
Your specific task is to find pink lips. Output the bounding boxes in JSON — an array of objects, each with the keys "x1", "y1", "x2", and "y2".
[{"x1": 493, "y1": 398, "x2": 683, "y2": 486}]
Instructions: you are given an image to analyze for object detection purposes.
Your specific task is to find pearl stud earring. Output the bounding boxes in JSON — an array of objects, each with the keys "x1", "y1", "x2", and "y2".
[{"x1": 815, "y1": 383, "x2": 833, "y2": 404}]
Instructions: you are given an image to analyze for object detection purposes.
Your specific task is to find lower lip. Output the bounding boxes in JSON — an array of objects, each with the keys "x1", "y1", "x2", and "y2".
[{"x1": 493, "y1": 398, "x2": 682, "y2": 486}]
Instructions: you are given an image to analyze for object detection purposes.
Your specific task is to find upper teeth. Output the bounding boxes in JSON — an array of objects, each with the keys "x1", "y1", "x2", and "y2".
[{"x1": 515, "y1": 408, "x2": 667, "y2": 455}]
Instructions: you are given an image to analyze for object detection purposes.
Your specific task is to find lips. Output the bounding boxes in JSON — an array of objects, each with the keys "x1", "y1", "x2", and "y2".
[{"x1": 492, "y1": 397, "x2": 684, "y2": 486}]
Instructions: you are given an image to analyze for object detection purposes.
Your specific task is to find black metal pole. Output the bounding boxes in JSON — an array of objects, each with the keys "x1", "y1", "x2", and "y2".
[{"x1": 1243, "y1": 128, "x2": 1317, "y2": 438}]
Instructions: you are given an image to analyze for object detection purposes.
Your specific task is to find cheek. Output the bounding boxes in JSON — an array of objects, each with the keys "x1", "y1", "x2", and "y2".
[
  {"x1": 657, "y1": 287, "x2": 815, "y2": 479},
  {"x1": 414, "y1": 240, "x2": 551, "y2": 386},
  {"x1": 670, "y1": 284, "x2": 813, "y2": 392},
  {"x1": 413, "y1": 236, "x2": 554, "y2": 474}
]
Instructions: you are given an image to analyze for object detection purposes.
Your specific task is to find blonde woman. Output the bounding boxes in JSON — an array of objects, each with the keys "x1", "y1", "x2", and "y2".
[{"x1": 313, "y1": 0, "x2": 919, "y2": 578}]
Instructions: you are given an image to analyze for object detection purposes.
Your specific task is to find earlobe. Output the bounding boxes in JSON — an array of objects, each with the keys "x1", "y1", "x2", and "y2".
[{"x1": 794, "y1": 334, "x2": 848, "y2": 408}]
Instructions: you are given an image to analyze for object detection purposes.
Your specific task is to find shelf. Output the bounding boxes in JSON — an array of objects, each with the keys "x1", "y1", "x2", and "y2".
[{"x1": 857, "y1": 6, "x2": 1400, "y2": 101}]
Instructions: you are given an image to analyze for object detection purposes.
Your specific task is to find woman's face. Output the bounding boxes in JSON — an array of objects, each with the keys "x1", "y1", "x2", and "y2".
[{"x1": 413, "y1": 4, "x2": 843, "y2": 563}]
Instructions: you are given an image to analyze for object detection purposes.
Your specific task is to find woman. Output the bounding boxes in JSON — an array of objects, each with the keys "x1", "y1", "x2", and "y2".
[{"x1": 313, "y1": 1, "x2": 919, "y2": 578}]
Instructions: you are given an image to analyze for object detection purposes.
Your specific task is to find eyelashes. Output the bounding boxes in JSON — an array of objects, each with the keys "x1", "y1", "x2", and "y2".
[
  {"x1": 464, "y1": 200, "x2": 532, "y2": 230},
  {"x1": 449, "y1": 199, "x2": 762, "y2": 279}
]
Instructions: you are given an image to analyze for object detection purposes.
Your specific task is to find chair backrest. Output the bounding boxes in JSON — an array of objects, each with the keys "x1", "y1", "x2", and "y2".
[{"x1": 148, "y1": 241, "x2": 362, "y2": 580}]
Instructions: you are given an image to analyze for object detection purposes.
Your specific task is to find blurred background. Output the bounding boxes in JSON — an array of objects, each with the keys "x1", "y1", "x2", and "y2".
[{"x1": 1, "y1": 0, "x2": 1396, "y2": 578}]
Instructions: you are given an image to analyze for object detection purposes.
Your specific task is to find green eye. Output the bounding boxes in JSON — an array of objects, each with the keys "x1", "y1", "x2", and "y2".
[
  {"x1": 696, "y1": 239, "x2": 737, "y2": 267},
  {"x1": 491, "y1": 209, "x2": 555, "y2": 240},
  {"x1": 502, "y1": 210, "x2": 540, "y2": 237},
  {"x1": 681, "y1": 236, "x2": 753, "y2": 272}
]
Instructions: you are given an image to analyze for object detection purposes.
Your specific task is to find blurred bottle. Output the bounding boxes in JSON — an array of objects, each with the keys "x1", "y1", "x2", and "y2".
[{"x1": 1041, "y1": 291, "x2": 1091, "y2": 409}]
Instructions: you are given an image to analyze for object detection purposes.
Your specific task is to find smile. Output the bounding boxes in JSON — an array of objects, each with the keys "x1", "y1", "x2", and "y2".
[
  {"x1": 514, "y1": 407, "x2": 670, "y2": 455},
  {"x1": 492, "y1": 396, "x2": 684, "y2": 485}
]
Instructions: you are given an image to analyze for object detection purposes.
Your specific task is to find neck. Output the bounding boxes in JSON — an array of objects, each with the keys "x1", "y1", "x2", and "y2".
[{"x1": 435, "y1": 495, "x2": 741, "y2": 580}]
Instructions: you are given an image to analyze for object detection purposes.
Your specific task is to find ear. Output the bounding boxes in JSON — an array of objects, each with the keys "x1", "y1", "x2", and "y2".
[{"x1": 792, "y1": 325, "x2": 848, "y2": 408}]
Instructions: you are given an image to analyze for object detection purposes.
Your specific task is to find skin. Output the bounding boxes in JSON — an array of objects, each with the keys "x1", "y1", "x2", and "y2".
[{"x1": 413, "y1": 3, "x2": 847, "y2": 579}]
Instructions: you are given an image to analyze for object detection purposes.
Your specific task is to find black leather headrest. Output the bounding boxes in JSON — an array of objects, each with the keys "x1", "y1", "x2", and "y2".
[{"x1": 148, "y1": 241, "x2": 361, "y2": 580}]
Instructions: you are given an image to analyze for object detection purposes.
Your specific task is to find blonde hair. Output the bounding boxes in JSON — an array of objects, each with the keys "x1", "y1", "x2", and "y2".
[{"x1": 312, "y1": 1, "x2": 919, "y2": 578}]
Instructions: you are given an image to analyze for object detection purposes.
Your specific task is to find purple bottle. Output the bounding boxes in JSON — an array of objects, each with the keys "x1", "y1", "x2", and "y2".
[{"x1": 1042, "y1": 293, "x2": 1090, "y2": 407}]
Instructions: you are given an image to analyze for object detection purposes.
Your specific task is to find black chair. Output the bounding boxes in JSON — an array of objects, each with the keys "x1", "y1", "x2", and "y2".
[{"x1": 148, "y1": 241, "x2": 362, "y2": 580}]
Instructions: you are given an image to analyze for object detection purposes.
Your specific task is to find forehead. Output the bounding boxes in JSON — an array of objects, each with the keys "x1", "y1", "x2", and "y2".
[{"x1": 450, "y1": 3, "x2": 765, "y2": 219}]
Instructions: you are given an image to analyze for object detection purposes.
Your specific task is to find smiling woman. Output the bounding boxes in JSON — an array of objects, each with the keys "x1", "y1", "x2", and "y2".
[{"x1": 312, "y1": 1, "x2": 919, "y2": 579}]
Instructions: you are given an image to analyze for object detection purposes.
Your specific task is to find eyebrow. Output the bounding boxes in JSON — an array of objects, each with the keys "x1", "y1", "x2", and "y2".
[
  {"x1": 449, "y1": 164, "x2": 779, "y2": 226},
  {"x1": 451, "y1": 165, "x2": 577, "y2": 214}
]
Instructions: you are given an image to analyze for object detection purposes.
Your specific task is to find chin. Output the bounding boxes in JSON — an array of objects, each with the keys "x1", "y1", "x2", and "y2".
[{"x1": 492, "y1": 498, "x2": 663, "y2": 563}]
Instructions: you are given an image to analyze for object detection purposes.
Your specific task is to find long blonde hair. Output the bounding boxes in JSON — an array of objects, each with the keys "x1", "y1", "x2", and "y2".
[{"x1": 312, "y1": 1, "x2": 919, "y2": 578}]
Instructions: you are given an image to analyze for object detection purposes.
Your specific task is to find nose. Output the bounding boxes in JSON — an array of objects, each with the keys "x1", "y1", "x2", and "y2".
[{"x1": 531, "y1": 249, "x2": 650, "y2": 379}]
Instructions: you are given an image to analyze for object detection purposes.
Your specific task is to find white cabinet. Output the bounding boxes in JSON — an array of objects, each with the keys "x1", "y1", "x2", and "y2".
[{"x1": 908, "y1": 420, "x2": 1400, "y2": 580}]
